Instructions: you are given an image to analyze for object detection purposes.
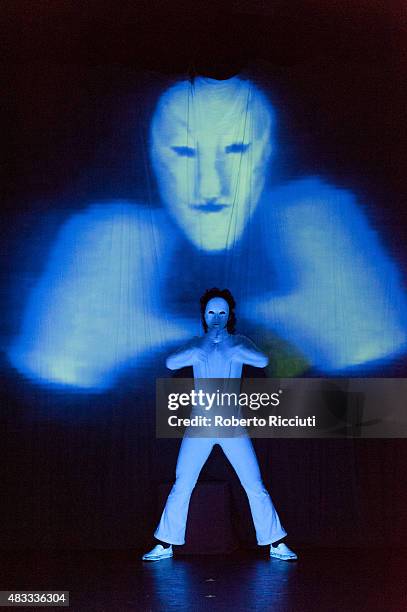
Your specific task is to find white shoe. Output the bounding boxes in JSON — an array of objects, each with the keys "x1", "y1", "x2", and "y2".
[
  {"x1": 142, "y1": 544, "x2": 173, "y2": 561},
  {"x1": 270, "y1": 543, "x2": 298, "y2": 561}
]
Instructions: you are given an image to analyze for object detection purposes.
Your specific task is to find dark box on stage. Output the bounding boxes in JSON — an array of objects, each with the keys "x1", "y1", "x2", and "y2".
[{"x1": 157, "y1": 481, "x2": 238, "y2": 554}]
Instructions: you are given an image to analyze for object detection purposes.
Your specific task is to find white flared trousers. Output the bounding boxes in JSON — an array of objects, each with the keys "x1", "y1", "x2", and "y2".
[{"x1": 154, "y1": 435, "x2": 287, "y2": 546}]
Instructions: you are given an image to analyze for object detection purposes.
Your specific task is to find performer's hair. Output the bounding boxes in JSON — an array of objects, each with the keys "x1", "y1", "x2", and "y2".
[{"x1": 200, "y1": 288, "x2": 236, "y2": 333}]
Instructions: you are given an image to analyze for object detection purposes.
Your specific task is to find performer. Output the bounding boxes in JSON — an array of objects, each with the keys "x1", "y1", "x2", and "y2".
[{"x1": 142, "y1": 288, "x2": 297, "y2": 562}]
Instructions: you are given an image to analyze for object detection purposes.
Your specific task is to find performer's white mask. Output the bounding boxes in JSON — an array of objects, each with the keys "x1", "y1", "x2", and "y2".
[
  {"x1": 150, "y1": 76, "x2": 273, "y2": 251},
  {"x1": 204, "y1": 297, "x2": 230, "y2": 331}
]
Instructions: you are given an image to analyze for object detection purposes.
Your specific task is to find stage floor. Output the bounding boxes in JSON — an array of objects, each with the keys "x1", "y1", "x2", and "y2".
[{"x1": 1, "y1": 547, "x2": 405, "y2": 611}]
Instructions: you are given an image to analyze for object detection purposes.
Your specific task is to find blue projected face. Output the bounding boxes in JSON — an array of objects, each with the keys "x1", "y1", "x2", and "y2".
[{"x1": 150, "y1": 77, "x2": 273, "y2": 251}]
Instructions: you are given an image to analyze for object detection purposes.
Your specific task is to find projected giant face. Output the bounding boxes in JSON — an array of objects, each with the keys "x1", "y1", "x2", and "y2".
[
  {"x1": 8, "y1": 73, "x2": 407, "y2": 392},
  {"x1": 150, "y1": 77, "x2": 273, "y2": 251}
]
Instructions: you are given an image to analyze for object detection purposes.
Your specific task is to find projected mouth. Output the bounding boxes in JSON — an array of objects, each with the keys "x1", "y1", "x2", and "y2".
[{"x1": 190, "y1": 203, "x2": 230, "y2": 213}]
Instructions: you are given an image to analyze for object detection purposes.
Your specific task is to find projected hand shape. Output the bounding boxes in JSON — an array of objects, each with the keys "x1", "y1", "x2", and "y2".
[
  {"x1": 9, "y1": 203, "x2": 195, "y2": 390},
  {"x1": 8, "y1": 76, "x2": 407, "y2": 390},
  {"x1": 244, "y1": 177, "x2": 407, "y2": 371}
]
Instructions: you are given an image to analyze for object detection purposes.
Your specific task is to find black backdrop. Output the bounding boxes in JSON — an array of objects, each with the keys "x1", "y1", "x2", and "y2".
[{"x1": 2, "y1": 1, "x2": 407, "y2": 550}]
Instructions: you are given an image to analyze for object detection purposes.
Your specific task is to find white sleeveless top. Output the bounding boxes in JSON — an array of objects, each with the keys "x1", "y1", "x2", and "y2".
[{"x1": 192, "y1": 342, "x2": 243, "y2": 379}]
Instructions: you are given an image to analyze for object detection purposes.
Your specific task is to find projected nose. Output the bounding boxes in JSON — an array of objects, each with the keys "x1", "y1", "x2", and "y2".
[{"x1": 198, "y1": 155, "x2": 222, "y2": 202}]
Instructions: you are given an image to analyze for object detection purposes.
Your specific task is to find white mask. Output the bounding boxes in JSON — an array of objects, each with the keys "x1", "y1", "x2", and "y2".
[
  {"x1": 150, "y1": 76, "x2": 273, "y2": 251},
  {"x1": 204, "y1": 297, "x2": 230, "y2": 332}
]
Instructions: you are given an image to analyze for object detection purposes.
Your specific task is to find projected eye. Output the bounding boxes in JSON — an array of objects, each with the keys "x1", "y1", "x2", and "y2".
[
  {"x1": 208, "y1": 310, "x2": 214, "y2": 314},
  {"x1": 225, "y1": 143, "x2": 250, "y2": 154},
  {"x1": 219, "y1": 311, "x2": 226, "y2": 314},
  {"x1": 171, "y1": 146, "x2": 196, "y2": 157}
]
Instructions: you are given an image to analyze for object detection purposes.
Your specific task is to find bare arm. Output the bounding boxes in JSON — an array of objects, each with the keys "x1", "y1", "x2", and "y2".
[
  {"x1": 166, "y1": 338, "x2": 201, "y2": 370},
  {"x1": 234, "y1": 335, "x2": 269, "y2": 368}
]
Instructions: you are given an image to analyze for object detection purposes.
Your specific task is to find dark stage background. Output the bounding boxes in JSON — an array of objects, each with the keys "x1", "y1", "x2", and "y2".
[{"x1": 2, "y1": 1, "x2": 407, "y2": 551}]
